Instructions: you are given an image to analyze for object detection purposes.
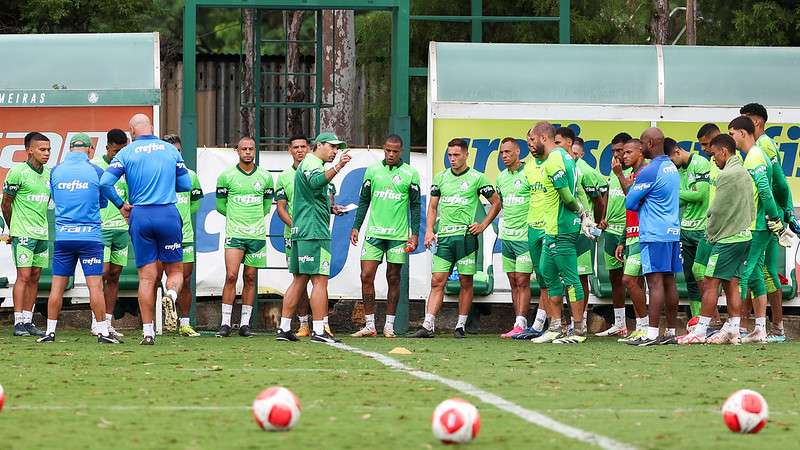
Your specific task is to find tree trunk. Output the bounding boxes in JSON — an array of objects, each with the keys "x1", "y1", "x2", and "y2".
[
  {"x1": 286, "y1": 11, "x2": 306, "y2": 138},
  {"x1": 685, "y1": 0, "x2": 696, "y2": 45},
  {"x1": 650, "y1": 0, "x2": 670, "y2": 45},
  {"x1": 241, "y1": 8, "x2": 257, "y2": 139},
  {"x1": 319, "y1": 10, "x2": 356, "y2": 144}
]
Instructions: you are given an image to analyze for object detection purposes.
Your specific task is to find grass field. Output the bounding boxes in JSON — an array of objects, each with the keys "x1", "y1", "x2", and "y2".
[{"x1": 0, "y1": 331, "x2": 797, "y2": 450}]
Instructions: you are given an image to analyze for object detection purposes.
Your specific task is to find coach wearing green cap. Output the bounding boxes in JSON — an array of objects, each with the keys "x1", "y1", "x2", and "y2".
[{"x1": 276, "y1": 131, "x2": 350, "y2": 343}]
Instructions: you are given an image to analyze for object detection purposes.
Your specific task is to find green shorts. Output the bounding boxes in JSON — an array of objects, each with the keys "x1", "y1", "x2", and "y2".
[
  {"x1": 576, "y1": 235, "x2": 595, "y2": 276},
  {"x1": 182, "y1": 243, "x2": 195, "y2": 263},
  {"x1": 623, "y1": 237, "x2": 642, "y2": 277},
  {"x1": 501, "y1": 239, "x2": 533, "y2": 274},
  {"x1": 706, "y1": 241, "x2": 750, "y2": 281},
  {"x1": 540, "y1": 233, "x2": 583, "y2": 302},
  {"x1": 740, "y1": 230, "x2": 770, "y2": 298},
  {"x1": 225, "y1": 237, "x2": 267, "y2": 268},
  {"x1": 763, "y1": 235, "x2": 780, "y2": 294},
  {"x1": 432, "y1": 235, "x2": 478, "y2": 275},
  {"x1": 102, "y1": 228, "x2": 130, "y2": 267},
  {"x1": 289, "y1": 239, "x2": 331, "y2": 275},
  {"x1": 603, "y1": 232, "x2": 624, "y2": 271},
  {"x1": 361, "y1": 237, "x2": 407, "y2": 265},
  {"x1": 11, "y1": 236, "x2": 49, "y2": 268},
  {"x1": 692, "y1": 236, "x2": 712, "y2": 281},
  {"x1": 527, "y1": 227, "x2": 546, "y2": 282},
  {"x1": 284, "y1": 237, "x2": 293, "y2": 264}
]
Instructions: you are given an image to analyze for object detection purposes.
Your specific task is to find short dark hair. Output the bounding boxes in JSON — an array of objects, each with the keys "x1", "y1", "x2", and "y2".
[
  {"x1": 289, "y1": 135, "x2": 309, "y2": 145},
  {"x1": 728, "y1": 115, "x2": 755, "y2": 135},
  {"x1": 625, "y1": 138, "x2": 643, "y2": 148},
  {"x1": 162, "y1": 134, "x2": 181, "y2": 145},
  {"x1": 237, "y1": 136, "x2": 256, "y2": 148},
  {"x1": 573, "y1": 137, "x2": 585, "y2": 147},
  {"x1": 555, "y1": 126, "x2": 576, "y2": 143},
  {"x1": 24, "y1": 132, "x2": 49, "y2": 149},
  {"x1": 447, "y1": 138, "x2": 469, "y2": 151},
  {"x1": 710, "y1": 134, "x2": 737, "y2": 154},
  {"x1": 385, "y1": 134, "x2": 403, "y2": 147},
  {"x1": 500, "y1": 137, "x2": 519, "y2": 148},
  {"x1": 107, "y1": 129, "x2": 128, "y2": 146},
  {"x1": 664, "y1": 137, "x2": 679, "y2": 156},
  {"x1": 611, "y1": 132, "x2": 632, "y2": 146},
  {"x1": 696, "y1": 123, "x2": 720, "y2": 139},
  {"x1": 740, "y1": 103, "x2": 768, "y2": 122}
]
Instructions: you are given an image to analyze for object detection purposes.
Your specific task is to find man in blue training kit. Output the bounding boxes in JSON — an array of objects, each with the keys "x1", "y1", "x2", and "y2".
[
  {"x1": 38, "y1": 134, "x2": 119, "y2": 344},
  {"x1": 625, "y1": 127, "x2": 682, "y2": 346},
  {"x1": 100, "y1": 114, "x2": 191, "y2": 345}
]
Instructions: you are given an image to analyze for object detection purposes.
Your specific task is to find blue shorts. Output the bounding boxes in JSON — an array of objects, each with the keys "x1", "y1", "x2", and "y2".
[
  {"x1": 640, "y1": 241, "x2": 683, "y2": 275},
  {"x1": 53, "y1": 241, "x2": 104, "y2": 277},
  {"x1": 129, "y1": 204, "x2": 183, "y2": 267}
]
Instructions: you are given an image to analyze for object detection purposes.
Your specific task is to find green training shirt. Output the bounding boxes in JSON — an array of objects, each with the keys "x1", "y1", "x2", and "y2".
[
  {"x1": 524, "y1": 157, "x2": 546, "y2": 230},
  {"x1": 576, "y1": 158, "x2": 608, "y2": 217},
  {"x1": 743, "y1": 144, "x2": 779, "y2": 231},
  {"x1": 542, "y1": 147, "x2": 579, "y2": 236},
  {"x1": 2, "y1": 161, "x2": 50, "y2": 240},
  {"x1": 678, "y1": 153, "x2": 711, "y2": 231},
  {"x1": 215, "y1": 165, "x2": 274, "y2": 240},
  {"x1": 605, "y1": 167, "x2": 631, "y2": 236},
  {"x1": 291, "y1": 153, "x2": 333, "y2": 241},
  {"x1": 496, "y1": 162, "x2": 530, "y2": 241},
  {"x1": 353, "y1": 160, "x2": 421, "y2": 241},
  {"x1": 274, "y1": 165, "x2": 297, "y2": 239},
  {"x1": 430, "y1": 167, "x2": 495, "y2": 238},
  {"x1": 757, "y1": 133, "x2": 794, "y2": 219},
  {"x1": 92, "y1": 155, "x2": 129, "y2": 231},
  {"x1": 177, "y1": 169, "x2": 203, "y2": 243},
  {"x1": 708, "y1": 157, "x2": 719, "y2": 206}
]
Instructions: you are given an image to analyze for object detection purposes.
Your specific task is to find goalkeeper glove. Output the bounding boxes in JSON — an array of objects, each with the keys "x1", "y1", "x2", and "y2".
[
  {"x1": 778, "y1": 227, "x2": 796, "y2": 248},
  {"x1": 767, "y1": 217, "x2": 785, "y2": 234}
]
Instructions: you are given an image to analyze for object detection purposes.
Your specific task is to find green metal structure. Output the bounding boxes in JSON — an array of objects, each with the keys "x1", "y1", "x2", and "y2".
[{"x1": 181, "y1": 1, "x2": 570, "y2": 333}]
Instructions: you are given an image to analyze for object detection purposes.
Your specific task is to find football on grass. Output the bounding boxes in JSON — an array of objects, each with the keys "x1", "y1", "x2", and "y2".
[
  {"x1": 431, "y1": 398, "x2": 480, "y2": 444},
  {"x1": 722, "y1": 389, "x2": 768, "y2": 434},
  {"x1": 0, "y1": 383, "x2": 4, "y2": 412},
  {"x1": 252, "y1": 386, "x2": 301, "y2": 431}
]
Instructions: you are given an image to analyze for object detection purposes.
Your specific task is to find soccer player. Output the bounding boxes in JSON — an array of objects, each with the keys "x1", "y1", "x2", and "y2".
[
  {"x1": 561, "y1": 131, "x2": 608, "y2": 328},
  {"x1": 691, "y1": 124, "x2": 721, "y2": 292},
  {"x1": 38, "y1": 134, "x2": 118, "y2": 343},
  {"x1": 350, "y1": 134, "x2": 421, "y2": 338},
  {"x1": 494, "y1": 137, "x2": 532, "y2": 338},
  {"x1": 625, "y1": 127, "x2": 681, "y2": 346},
  {"x1": 665, "y1": 137, "x2": 711, "y2": 319},
  {"x1": 678, "y1": 134, "x2": 754, "y2": 345},
  {"x1": 410, "y1": 138, "x2": 501, "y2": 338},
  {"x1": 740, "y1": 103, "x2": 796, "y2": 342},
  {"x1": 275, "y1": 136, "x2": 312, "y2": 336},
  {"x1": 276, "y1": 132, "x2": 351, "y2": 343},
  {"x1": 164, "y1": 134, "x2": 203, "y2": 337},
  {"x1": 728, "y1": 116, "x2": 783, "y2": 344},
  {"x1": 91, "y1": 129, "x2": 129, "y2": 339},
  {"x1": 527, "y1": 122, "x2": 593, "y2": 344},
  {"x1": 596, "y1": 132, "x2": 632, "y2": 337},
  {"x1": 100, "y1": 113, "x2": 191, "y2": 345},
  {"x1": 215, "y1": 136, "x2": 274, "y2": 337},
  {"x1": 2, "y1": 132, "x2": 50, "y2": 337}
]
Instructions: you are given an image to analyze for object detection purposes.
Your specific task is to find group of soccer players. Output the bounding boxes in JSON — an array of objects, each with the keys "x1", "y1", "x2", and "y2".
[{"x1": 2, "y1": 103, "x2": 796, "y2": 345}]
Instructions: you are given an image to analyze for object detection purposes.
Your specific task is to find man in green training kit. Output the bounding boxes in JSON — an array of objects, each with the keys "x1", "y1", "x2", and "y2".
[
  {"x1": 215, "y1": 136, "x2": 274, "y2": 337},
  {"x1": 275, "y1": 136, "x2": 313, "y2": 337},
  {"x1": 496, "y1": 137, "x2": 533, "y2": 338},
  {"x1": 411, "y1": 138, "x2": 501, "y2": 338},
  {"x1": 91, "y1": 129, "x2": 129, "y2": 339},
  {"x1": 529, "y1": 122, "x2": 594, "y2": 344},
  {"x1": 740, "y1": 103, "x2": 797, "y2": 342},
  {"x1": 728, "y1": 116, "x2": 783, "y2": 344},
  {"x1": 276, "y1": 132, "x2": 351, "y2": 343},
  {"x1": 665, "y1": 137, "x2": 711, "y2": 319},
  {"x1": 596, "y1": 132, "x2": 633, "y2": 338},
  {"x1": 2, "y1": 132, "x2": 50, "y2": 337},
  {"x1": 164, "y1": 134, "x2": 203, "y2": 337},
  {"x1": 350, "y1": 134, "x2": 421, "y2": 338}
]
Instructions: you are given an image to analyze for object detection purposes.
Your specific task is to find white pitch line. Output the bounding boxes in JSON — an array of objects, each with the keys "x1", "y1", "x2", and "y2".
[
  {"x1": 7, "y1": 405, "x2": 249, "y2": 412},
  {"x1": 330, "y1": 342, "x2": 637, "y2": 450}
]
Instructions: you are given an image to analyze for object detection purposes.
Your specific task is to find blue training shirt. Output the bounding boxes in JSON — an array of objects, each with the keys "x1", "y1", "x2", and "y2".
[
  {"x1": 625, "y1": 154, "x2": 681, "y2": 243},
  {"x1": 101, "y1": 135, "x2": 190, "y2": 207},
  {"x1": 50, "y1": 151, "x2": 107, "y2": 242}
]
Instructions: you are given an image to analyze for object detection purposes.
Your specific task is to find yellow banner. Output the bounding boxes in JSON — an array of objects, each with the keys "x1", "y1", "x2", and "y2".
[{"x1": 432, "y1": 118, "x2": 800, "y2": 201}]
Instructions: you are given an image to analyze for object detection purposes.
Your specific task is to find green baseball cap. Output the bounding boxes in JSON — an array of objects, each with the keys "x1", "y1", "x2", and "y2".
[
  {"x1": 69, "y1": 133, "x2": 92, "y2": 148},
  {"x1": 313, "y1": 131, "x2": 347, "y2": 149}
]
